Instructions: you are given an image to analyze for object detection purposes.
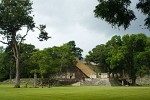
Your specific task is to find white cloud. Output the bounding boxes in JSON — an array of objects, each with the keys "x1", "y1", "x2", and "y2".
[
  {"x1": 23, "y1": 0, "x2": 150, "y2": 57},
  {"x1": 1, "y1": 0, "x2": 150, "y2": 57}
]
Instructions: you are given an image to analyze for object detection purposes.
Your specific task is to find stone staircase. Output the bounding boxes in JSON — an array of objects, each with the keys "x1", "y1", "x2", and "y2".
[
  {"x1": 76, "y1": 59, "x2": 97, "y2": 78},
  {"x1": 109, "y1": 78, "x2": 122, "y2": 86},
  {"x1": 75, "y1": 59, "x2": 121, "y2": 86},
  {"x1": 81, "y1": 78, "x2": 111, "y2": 86},
  {"x1": 79, "y1": 78, "x2": 122, "y2": 86}
]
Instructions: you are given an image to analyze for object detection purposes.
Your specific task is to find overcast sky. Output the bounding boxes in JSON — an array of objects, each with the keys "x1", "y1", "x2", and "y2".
[{"x1": 1, "y1": 0, "x2": 150, "y2": 57}]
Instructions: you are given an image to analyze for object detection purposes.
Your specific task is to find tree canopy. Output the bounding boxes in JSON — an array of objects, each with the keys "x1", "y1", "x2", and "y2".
[
  {"x1": 94, "y1": 0, "x2": 150, "y2": 30},
  {"x1": 0, "y1": 41, "x2": 83, "y2": 86},
  {"x1": 86, "y1": 33, "x2": 150, "y2": 85},
  {"x1": 0, "y1": 0, "x2": 50, "y2": 88},
  {"x1": 30, "y1": 41, "x2": 82, "y2": 78}
]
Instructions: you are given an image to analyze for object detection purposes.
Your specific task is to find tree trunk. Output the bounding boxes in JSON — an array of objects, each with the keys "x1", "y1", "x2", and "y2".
[
  {"x1": 12, "y1": 34, "x2": 20, "y2": 88},
  {"x1": 41, "y1": 74, "x2": 44, "y2": 88},
  {"x1": 131, "y1": 78, "x2": 136, "y2": 86},
  {"x1": 131, "y1": 74, "x2": 136, "y2": 86},
  {"x1": 15, "y1": 55, "x2": 20, "y2": 88},
  {"x1": 112, "y1": 72, "x2": 114, "y2": 78},
  {"x1": 148, "y1": 67, "x2": 150, "y2": 76},
  {"x1": 122, "y1": 69, "x2": 125, "y2": 86},
  {"x1": 108, "y1": 72, "x2": 110, "y2": 78},
  {"x1": 33, "y1": 73, "x2": 37, "y2": 88},
  {"x1": 130, "y1": 68, "x2": 136, "y2": 86},
  {"x1": 60, "y1": 55, "x2": 64, "y2": 73},
  {"x1": 9, "y1": 66, "x2": 12, "y2": 80},
  {"x1": 122, "y1": 69, "x2": 125, "y2": 79}
]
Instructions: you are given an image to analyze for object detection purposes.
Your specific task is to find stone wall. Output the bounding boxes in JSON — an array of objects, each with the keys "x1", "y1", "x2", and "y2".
[
  {"x1": 100, "y1": 73, "x2": 108, "y2": 79},
  {"x1": 81, "y1": 78, "x2": 111, "y2": 86},
  {"x1": 136, "y1": 75, "x2": 150, "y2": 85}
]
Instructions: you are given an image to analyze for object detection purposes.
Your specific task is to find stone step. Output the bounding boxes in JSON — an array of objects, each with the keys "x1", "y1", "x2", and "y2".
[
  {"x1": 76, "y1": 59, "x2": 97, "y2": 78},
  {"x1": 81, "y1": 78, "x2": 111, "y2": 86}
]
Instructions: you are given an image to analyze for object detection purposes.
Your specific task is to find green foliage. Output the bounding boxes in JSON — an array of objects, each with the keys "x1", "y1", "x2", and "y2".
[
  {"x1": 136, "y1": 0, "x2": 150, "y2": 29},
  {"x1": 37, "y1": 25, "x2": 51, "y2": 41},
  {"x1": 0, "y1": 46, "x2": 6, "y2": 81},
  {"x1": 0, "y1": 44, "x2": 38, "y2": 80},
  {"x1": 19, "y1": 44, "x2": 38, "y2": 78},
  {"x1": 85, "y1": 44, "x2": 109, "y2": 72},
  {"x1": 0, "y1": 0, "x2": 50, "y2": 44},
  {"x1": 0, "y1": 0, "x2": 50, "y2": 87},
  {"x1": 30, "y1": 50, "x2": 54, "y2": 77},
  {"x1": 66, "y1": 41, "x2": 83, "y2": 58},
  {"x1": 0, "y1": 0, "x2": 34, "y2": 38},
  {"x1": 0, "y1": 41, "x2": 82, "y2": 80},
  {"x1": 94, "y1": 0, "x2": 136, "y2": 29},
  {"x1": 0, "y1": 46, "x2": 4, "y2": 53},
  {"x1": 30, "y1": 41, "x2": 82, "y2": 78},
  {"x1": 94, "y1": 0, "x2": 150, "y2": 30},
  {"x1": 86, "y1": 33, "x2": 150, "y2": 85}
]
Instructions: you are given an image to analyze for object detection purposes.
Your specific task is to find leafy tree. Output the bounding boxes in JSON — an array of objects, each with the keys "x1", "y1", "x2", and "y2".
[
  {"x1": 0, "y1": 46, "x2": 6, "y2": 81},
  {"x1": 50, "y1": 46, "x2": 73, "y2": 72},
  {"x1": 30, "y1": 50, "x2": 52, "y2": 87},
  {"x1": 0, "y1": 0, "x2": 50, "y2": 88},
  {"x1": 86, "y1": 33, "x2": 149, "y2": 85},
  {"x1": 19, "y1": 44, "x2": 38, "y2": 78},
  {"x1": 45, "y1": 41, "x2": 82, "y2": 73},
  {"x1": 121, "y1": 34, "x2": 146, "y2": 84},
  {"x1": 85, "y1": 44, "x2": 109, "y2": 72},
  {"x1": 136, "y1": 0, "x2": 150, "y2": 29},
  {"x1": 66, "y1": 41, "x2": 83, "y2": 59},
  {"x1": 45, "y1": 43, "x2": 78, "y2": 73},
  {"x1": 30, "y1": 45, "x2": 74, "y2": 87},
  {"x1": 30, "y1": 41, "x2": 82, "y2": 81},
  {"x1": 0, "y1": 46, "x2": 4, "y2": 53},
  {"x1": 134, "y1": 37, "x2": 150, "y2": 76},
  {"x1": 94, "y1": 0, "x2": 150, "y2": 29},
  {"x1": 106, "y1": 35, "x2": 125, "y2": 77},
  {"x1": 1, "y1": 44, "x2": 37, "y2": 80},
  {"x1": 3, "y1": 46, "x2": 15, "y2": 80}
]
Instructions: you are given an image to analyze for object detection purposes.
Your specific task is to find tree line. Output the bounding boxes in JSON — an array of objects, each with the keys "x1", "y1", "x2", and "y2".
[
  {"x1": 85, "y1": 33, "x2": 150, "y2": 85},
  {"x1": 0, "y1": 41, "x2": 83, "y2": 83}
]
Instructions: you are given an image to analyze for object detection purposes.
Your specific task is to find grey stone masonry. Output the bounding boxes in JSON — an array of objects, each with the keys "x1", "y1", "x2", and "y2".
[
  {"x1": 81, "y1": 78, "x2": 111, "y2": 86},
  {"x1": 136, "y1": 75, "x2": 150, "y2": 85}
]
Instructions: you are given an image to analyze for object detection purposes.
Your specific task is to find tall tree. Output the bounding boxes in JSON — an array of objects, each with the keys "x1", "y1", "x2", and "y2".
[
  {"x1": 85, "y1": 44, "x2": 109, "y2": 72},
  {"x1": 106, "y1": 35, "x2": 124, "y2": 77},
  {"x1": 30, "y1": 41, "x2": 82, "y2": 80},
  {"x1": 30, "y1": 50, "x2": 51, "y2": 87},
  {"x1": 0, "y1": 46, "x2": 6, "y2": 81},
  {"x1": 86, "y1": 33, "x2": 149, "y2": 85},
  {"x1": 66, "y1": 41, "x2": 83, "y2": 59},
  {"x1": 94, "y1": 0, "x2": 150, "y2": 30},
  {"x1": 121, "y1": 34, "x2": 147, "y2": 85},
  {"x1": 0, "y1": 0, "x2": 50, "y2": 88},
  {"x1": 3, "y1": 46, "x2": 15, "y2": 80},
  {"x1": 19, "y1": 44, "x2": 38, "y2": 78}
]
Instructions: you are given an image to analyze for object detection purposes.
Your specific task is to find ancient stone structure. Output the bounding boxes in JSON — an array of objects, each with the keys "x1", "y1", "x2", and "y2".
[
  {"x1": 100, "y1": 73, "x2": 108, "y2": 79},
  {"x1": 76, "y1": 59, "x2": 97, "y2": 79},
  {"x1": 51, "y1": 59, "x2": 122, "y2": 86},
  {"x1": 136, "y1": 75, "x2": 150, "y2": 85}
]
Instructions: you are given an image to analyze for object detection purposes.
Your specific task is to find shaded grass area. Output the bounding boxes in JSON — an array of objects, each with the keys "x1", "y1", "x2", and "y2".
[{"x1": 0, "y1": 84, "x2": 150, "y2": 100}]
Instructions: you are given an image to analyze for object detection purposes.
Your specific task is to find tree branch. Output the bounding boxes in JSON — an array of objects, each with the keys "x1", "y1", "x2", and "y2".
[
  {"x1": 36, "y1": 25, "x2": 51, "y2": 41},
  {"x1": 19, "y1": 27, "x2": 30, "y2": 44},
  {"x1": 0, "y1": 40, "x2": 9, "y2": 44},
  {"x1": 12, "y1": 45, "x2": 17, "y2": 60}
]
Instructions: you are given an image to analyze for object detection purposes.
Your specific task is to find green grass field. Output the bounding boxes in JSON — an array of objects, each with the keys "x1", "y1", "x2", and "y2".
[{"x1": 0, "y1": 84, "x2": 150, "y2": 100}]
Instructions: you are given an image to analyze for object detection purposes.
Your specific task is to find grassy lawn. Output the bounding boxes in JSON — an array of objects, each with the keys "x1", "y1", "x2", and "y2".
[{"x1": 0, "y1": 84, "x2": 150, "y2": 100}]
